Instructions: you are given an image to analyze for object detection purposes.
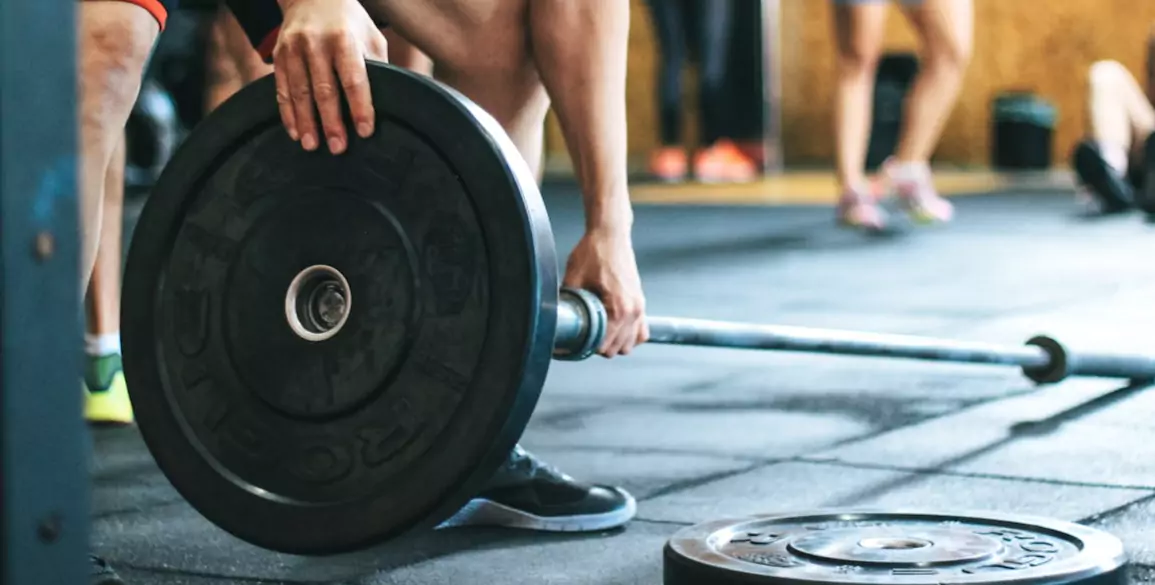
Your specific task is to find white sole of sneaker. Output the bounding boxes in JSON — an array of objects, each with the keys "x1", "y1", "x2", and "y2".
[{"x1": 435, "y1": 488, "x2": 638, "y2": 533}]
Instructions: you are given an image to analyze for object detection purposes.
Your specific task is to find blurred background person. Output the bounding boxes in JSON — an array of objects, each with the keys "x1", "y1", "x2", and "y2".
[
  {"x1": 1069, "y1": 26, "x2": 1155, "y2": 215},
  {"x1": 645, "y1": 0, "x2": 757, "y2": 184},
  {"x1": 830, "y1": 0, "x2": 972, "y2": 231}
]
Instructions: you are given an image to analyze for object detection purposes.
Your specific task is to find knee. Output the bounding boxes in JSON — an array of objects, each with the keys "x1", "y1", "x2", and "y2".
[
  {"x1": 80, "y1": 3, "x2": 157, "y2": 75},
  {"x1": 836, "y1": 44, "x2": 881, "y2": 79},
  {"x1": 79, "y1": 3, "x2": 158, "y2": 131},
  {"x1": 922, "y1": 34, "x2": 972, "y2": 73},
  {"x1": 1088, "y1": 60, "x2": 1127, "y2": 92}
]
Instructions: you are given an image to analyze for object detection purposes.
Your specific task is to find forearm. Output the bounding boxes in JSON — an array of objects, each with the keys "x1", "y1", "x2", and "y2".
[{"x1": 529, "y1": 0, "x2": 633, "y2": 233}]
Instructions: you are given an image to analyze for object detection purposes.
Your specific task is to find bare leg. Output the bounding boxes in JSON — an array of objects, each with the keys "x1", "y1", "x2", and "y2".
[
  {"x1": 1086, "y1": 59, "x2": 1155, "y2": 167},
  {"x1": 84, "y1": 136, "x2": 132, "y2": 424},
  {"x1": 79, "y1": 2, "x2": 157, "y2": 425},
  {"x1": 85, "y1": 136, "x2": 125, "y2": 337},
  {"x1": 383, "y1": 27, "x2": 433, "y2": 76},
  {"x1": 832, "y1": 2, "x2": 888, "y2": 192},
  {"x1": 204, "y1": 7, "x2": 247, "y2": 112},
  {"x1": 79, "y1": 1, "x2": 159, "y2": 288},
  {"x1": 205, "y1": 6, "x2": 273, "y2": 113},
  {"x1": 371, "y1": 1, "x2": 551, "y2": 178},
  {"x1": 893, "y1": 0, "x2": 973, "y2": 163}
]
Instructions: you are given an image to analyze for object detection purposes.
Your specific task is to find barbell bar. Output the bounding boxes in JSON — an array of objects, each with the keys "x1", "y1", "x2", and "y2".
[{"x1": 554, "y1": 289, "x2": 1155, "y2": 385}]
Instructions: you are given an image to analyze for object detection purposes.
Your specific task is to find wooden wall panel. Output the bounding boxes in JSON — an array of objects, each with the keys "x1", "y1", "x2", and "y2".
[{"x1": 545, "y1": 0, "x2": 1155, "y2": 169}]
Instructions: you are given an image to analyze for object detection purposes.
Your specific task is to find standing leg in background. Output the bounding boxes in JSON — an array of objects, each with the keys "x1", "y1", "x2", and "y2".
[
  {"x1": 84, "y1": 136, "x2": 132, "y2": 426},
  {"x1": 645, "y1": 0, "x2": 690, "y2": 182},
  {"x1": 831, "y1": 0, "x2": 890, "y2": 230},
  {"x1": 690, "y1": 0, "x2": 756, "y2": 183},
  {"x1": 885, "y1": 0, "x2": 972, "y2": 224}
]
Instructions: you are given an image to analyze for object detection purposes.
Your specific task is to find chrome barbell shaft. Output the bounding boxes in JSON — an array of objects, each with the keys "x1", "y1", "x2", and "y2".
[{"x1": 552, "y1": 288, "x2": 1155, "y2": 385}]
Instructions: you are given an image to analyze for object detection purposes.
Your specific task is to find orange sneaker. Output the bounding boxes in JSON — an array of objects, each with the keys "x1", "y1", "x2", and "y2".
[
  {"x1": 648, "y1": 147, "x2": 688, "y2": 183},
  {"x1": 693, "y1": 139, "x2": 758, "y2": 183}
]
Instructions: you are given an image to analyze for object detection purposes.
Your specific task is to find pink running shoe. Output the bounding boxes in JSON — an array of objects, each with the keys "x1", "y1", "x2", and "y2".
[
  {"x1": 881, "y1": 158, "x2": 954, "y2": 224},
  {"x1": 836, "y1": 183, "x2": 889, "y2": 232}
]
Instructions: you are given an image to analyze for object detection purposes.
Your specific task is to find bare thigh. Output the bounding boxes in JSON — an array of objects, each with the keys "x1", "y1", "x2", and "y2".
[
  {"x1": 363, "y1": 0, "x2": 549, "y2": 146},
  {"x1": 78, "y1": 1, "x2": 159, "y2": 281},
  {"x1": 901, "y1": 0, "x2": 973, "y2": 65},
  {"x1": 832, "y1": 2, "x2": 888, "y2": 68},
  {"x1": 1088, "y1": 60, "x2": 1155, "y2": 159}
]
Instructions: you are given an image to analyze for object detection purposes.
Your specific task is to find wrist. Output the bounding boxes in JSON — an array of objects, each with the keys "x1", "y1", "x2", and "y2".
[{"x1": 585, "y1": 205, "x2": 633, "y2": 235}]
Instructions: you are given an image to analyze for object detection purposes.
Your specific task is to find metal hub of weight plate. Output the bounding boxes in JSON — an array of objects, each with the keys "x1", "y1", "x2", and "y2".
[
  {"x1": 664, "y1": 510, "x2": 1128, "y2": 585},
  {"x1": 121, "y1": 61, "x2": 558, "y2": 555}
]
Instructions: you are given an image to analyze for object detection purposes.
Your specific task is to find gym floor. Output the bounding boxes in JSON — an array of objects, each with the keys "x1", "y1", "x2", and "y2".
[{"x1": 96, "y1": 173, "x2": 1155, "y2": 584}]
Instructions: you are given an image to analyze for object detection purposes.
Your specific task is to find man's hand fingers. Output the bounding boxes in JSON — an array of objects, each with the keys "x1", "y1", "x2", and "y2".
[
  {"x1": 272, "y1": 52, "x2": 299, "y2": 141},
  {"x1": 599, "y1": 295, "x2": 643, "y2": 358},
  {"x1": 366, "y1": 30, "x2": 389, "y2": 62},
  {"x1": 334, "y1": 35, "x2": 375, "y2": 139},
  {"x1": 598, "y1": 322, "x2": 626, "y2": 358},
  {"x1": 283, "y1": 37, "x2": 320, "y2": 151},
  {"x1": 306, "y1": 37, "x2": 347, "y2": 154},
  {"x1": 635, "y1": 318, "x2": 650, "y2": 346}
]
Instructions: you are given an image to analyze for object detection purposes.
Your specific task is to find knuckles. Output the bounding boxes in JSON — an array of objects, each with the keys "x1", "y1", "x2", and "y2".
[
  {"x1": 279, "y1": 27, "x2": 352, "y2": 51},
  {"x1": 312, "y1": 83, "x2": 339, "y2": 101}
]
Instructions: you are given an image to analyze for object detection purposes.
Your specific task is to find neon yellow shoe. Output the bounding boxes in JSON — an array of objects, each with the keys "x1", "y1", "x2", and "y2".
[{"x1": 84, "y1": 353, "x2": 134, "y2": 426}]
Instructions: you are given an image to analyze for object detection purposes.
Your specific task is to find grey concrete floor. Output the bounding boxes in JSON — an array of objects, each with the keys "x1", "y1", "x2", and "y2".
[{"x1": 96, "y1": 185, "x2": 1155, "y2": 584}]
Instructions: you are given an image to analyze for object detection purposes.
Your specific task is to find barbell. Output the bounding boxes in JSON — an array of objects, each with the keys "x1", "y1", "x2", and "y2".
[
  {"x1": 555, "y1": 288, "x2": 1155, "y2": 384},
  {"x1": 121, "y1": 61, "x2": 1155, "y2": 557}
]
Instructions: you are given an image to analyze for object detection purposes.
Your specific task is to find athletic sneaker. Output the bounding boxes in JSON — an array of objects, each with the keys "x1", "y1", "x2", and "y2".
[
  {"x1": 836, "y1": 183, "x2": 889, "y2": 232},
  {"x1": 84, "y1": 353, "x2": 134, "y2": 426},
  {"x1": 437, "y1": 444, "x2": 636, "y2": 532},
  {"x1": 881, "y1": 158, "x2": 954, "y2": 224},
  {"x1": 1071, "y1": 140, "x2": 1134, "y2": 214},
  {"x1": 648, "y1": 147, "x2": 688, "y2": 183},
  {"x1": 693, "y1": 139, "x2": 758, "y2": 184},
  {"x1": 90, "y1": 554, "x2": 124, "y2": 585}
]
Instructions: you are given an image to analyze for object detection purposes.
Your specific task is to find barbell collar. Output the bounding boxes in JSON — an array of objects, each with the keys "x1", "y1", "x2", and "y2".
[
  {"x1": 1025, "y1": 334, "x2": 1155, "y2": 385},
  {"x1": 553, "y1": 287, "x2": 607, "y2": 361}
]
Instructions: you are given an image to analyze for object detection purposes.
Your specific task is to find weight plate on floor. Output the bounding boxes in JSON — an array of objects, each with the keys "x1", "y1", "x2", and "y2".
[
  {"x1": 664, "y1": 509, "x2": 1128, "y2": 585},
  {"x1": 121, "y1": 62, "x2": 559, "y2": 555}
]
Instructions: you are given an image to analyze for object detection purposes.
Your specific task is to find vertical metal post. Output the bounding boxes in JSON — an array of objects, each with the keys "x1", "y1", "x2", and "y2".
[
  {"x1": 0, "y1": 0, "x2": 89, "y2": 581},
  {"x1": 760, "y1": 0, "x2": 784, "y2": 174}
]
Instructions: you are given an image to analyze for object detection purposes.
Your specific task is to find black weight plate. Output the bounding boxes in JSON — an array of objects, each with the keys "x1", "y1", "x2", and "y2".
[
  {"x1": 664, "y1": 510, "x2": 1127, "y2": 585},
  {"x1": 121, "y1": 61, "x2": 559, "y2": 555}
]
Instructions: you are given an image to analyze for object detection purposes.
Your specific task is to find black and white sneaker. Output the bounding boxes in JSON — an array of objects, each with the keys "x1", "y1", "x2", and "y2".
[
  {"x1": 1072, "y1": 139, "x2": 1134, "y2": 214},
  {"x1": 90, "y1": 554, "x2": 124, "y2": 585},
  {"x1": 437, "y1": 445, "x2": 636, "y2": 532}
]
